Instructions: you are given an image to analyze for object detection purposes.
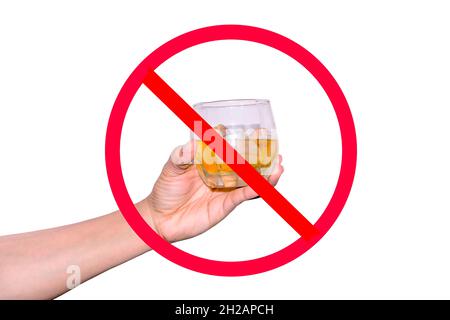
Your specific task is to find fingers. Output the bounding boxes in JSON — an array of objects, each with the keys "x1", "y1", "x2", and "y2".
[
  {"x1": 166, "y1": 140, "x2": 195, "y2": 174},
  {"x1": 268, "y1": 154, "x2": 284, "y2": 186},
  {"x1": 229, "y1": 154, "x2": 284, "y2": 204}
]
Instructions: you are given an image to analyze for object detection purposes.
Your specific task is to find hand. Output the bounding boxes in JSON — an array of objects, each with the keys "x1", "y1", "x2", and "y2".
[
  {"x1": 140, "y1": 141, "x2": 284, "y2": 242},
  {"x1": 0, "y1": 141, "x2": 283, "y2": 299}
]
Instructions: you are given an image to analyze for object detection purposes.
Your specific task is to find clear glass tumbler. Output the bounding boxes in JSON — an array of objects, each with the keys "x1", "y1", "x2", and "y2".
[{"x1": 192, "y1": 99, "x2": 278, "y2": 188}]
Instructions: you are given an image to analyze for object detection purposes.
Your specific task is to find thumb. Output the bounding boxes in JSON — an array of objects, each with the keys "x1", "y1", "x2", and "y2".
[{"x1": 166, "y1": 140, "x2": 195, "y2": 174}]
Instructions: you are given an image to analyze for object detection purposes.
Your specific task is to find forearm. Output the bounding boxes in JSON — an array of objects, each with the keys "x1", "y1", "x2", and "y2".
[{"x1": 0, "y1": 202, "x2": 152, "y2": 299}]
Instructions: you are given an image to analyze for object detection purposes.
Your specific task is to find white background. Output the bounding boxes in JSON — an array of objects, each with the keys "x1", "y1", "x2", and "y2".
[{"x1": 1, "y1": 0, "x2": 449, "y2": 299}]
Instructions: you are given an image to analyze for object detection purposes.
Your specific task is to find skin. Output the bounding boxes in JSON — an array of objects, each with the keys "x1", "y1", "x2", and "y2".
[{"x1": 0, "y1": 141, "x2": 283, "y2": 299}]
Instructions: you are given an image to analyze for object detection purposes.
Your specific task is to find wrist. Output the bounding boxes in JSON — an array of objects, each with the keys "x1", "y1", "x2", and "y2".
[{"x1": 135, "y1": 199, "x2": 162, "y2": 238}]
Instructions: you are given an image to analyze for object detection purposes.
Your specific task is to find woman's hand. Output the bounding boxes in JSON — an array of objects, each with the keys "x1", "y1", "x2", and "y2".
[
  {"x1": 140, "y1": 141, "x2": 284, "y2": 242},
  {"x1": 0, "y1": 141, "x2": 283, "y2": 299}
]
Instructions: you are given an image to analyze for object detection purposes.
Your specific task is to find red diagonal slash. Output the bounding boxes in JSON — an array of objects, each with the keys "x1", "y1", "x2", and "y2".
[{"x1": 143, "y1": 69, "x2": 318, "y2": 240}]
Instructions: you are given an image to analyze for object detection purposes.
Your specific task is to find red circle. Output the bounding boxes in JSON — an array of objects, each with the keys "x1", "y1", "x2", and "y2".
[{"x1": 105, "y1": 25, "x2": 357, "y2": 276}]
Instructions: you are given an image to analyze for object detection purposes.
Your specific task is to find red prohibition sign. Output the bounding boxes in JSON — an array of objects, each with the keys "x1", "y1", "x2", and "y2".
[{"x1": 105, "y1": 25, "x2": 357, "y2": 276}]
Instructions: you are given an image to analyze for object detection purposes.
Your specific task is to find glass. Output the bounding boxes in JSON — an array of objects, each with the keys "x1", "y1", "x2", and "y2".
[{"x1": 191, "y1": 99, "x2": 278, "y2": 188}]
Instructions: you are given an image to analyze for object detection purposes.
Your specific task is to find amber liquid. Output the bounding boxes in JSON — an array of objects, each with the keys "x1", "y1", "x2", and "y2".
[{"x1": 195, "y1": 138, "x2": 278, "y2": 188}]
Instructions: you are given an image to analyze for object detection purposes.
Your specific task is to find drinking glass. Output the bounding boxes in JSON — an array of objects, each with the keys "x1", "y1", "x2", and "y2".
[{"x1": 191, "y1": 99, "x2": 278, "y2": 188}]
